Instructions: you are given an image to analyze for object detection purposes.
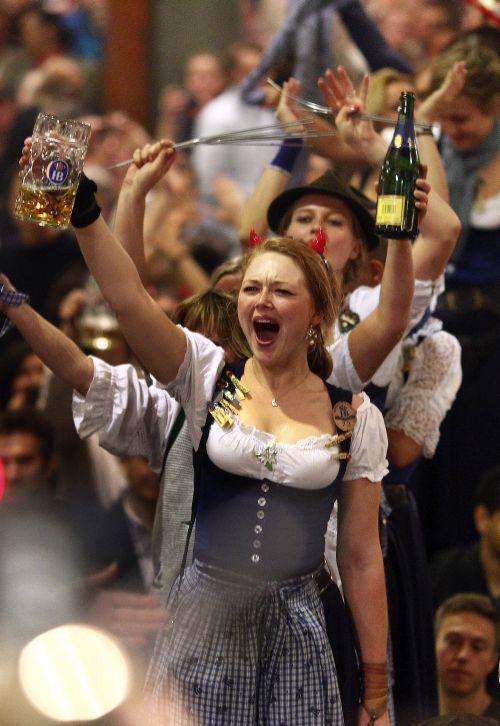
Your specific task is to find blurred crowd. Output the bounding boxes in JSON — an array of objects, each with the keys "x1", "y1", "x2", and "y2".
[{"x1": 0, "y1": 0, "x2": 498, "y2": 724}]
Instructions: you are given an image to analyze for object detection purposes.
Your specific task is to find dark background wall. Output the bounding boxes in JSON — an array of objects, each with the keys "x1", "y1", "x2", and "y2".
[{"x1": 103, "y1": 0, "x2": 241, "y2": 129}]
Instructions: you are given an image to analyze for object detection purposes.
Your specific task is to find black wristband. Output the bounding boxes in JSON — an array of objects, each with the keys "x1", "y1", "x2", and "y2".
[{"x1": 70, "y1": 173, "x2": 101, "y2": 228}]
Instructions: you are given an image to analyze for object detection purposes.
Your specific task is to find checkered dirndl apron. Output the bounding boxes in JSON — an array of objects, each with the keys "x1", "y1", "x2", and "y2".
[{"x1": 145, "y1": 561, "x2": 344, "y2": 725}]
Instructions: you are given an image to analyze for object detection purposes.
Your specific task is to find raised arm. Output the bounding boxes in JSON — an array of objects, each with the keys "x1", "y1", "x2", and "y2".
[
  {"x1": 336, "y1": 0, "x2": 413, "y2": 75},
  {"x1": 414, "y1": 61, "x2": 468, "y2": 204},
  {"x1": 412, "y1": 184, "x2": 460, "y2": 281},
  {"x1": 74, "y1": 210, "x2": 187, "y2": 385},
  {"x1": 114, "y1": 141, "x2": 210, "y2": 295},
  {"x1": 15, "y1": 138, "x2": 189, "y2": 384},
  {"x1": 113, "y1": 141, "x2": 174, "y2": 282},
  {"x1": 321, "y1": 67, "x2": 460, "y2": 281},
  {"x1": 0, "y1": 275, "x2": 93, "y2": 396},
  {"x1": 239, "y1": 79, "x2": 305, "y2": 243},
  {"x1": 346, "y1": 238, "x2": 414, "y2": 384}
]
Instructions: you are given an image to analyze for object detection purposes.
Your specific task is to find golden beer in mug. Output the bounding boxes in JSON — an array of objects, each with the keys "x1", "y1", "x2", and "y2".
[{"x1": 13, "y1": 113, "x2": 90, "y2": 229}]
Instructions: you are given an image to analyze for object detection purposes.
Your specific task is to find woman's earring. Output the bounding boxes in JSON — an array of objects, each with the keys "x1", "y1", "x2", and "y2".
[{"x1": 306, "y1": 325, "x2": 317, "y2": 347}]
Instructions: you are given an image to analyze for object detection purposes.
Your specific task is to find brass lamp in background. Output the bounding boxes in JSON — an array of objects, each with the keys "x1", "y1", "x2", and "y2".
[{"x1": 76, "y1": 277, "x2": 128, "y2": 365}]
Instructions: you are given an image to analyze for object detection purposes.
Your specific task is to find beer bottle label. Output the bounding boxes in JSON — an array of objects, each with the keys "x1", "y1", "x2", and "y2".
[{"x1": 376, "y1": 195, "x2": 404, "y2": 226}]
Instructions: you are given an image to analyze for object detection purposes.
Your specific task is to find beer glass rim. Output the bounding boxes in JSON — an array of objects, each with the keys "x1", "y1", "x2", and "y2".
[
  {"x1": 35, "y1": 111, "x2": 91, "y2": 129},
  {"x1": 34, "y1": 112, "x2": 91, "y2": 145}
]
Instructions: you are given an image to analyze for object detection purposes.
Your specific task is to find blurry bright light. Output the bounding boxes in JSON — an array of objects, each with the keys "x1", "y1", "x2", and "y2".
[
  {"x1": 93, "y1": 336, "x2": 111, "y2": 351},
  {"x1": 18, "y1": 623, "x2": 130, "y2": 721}
]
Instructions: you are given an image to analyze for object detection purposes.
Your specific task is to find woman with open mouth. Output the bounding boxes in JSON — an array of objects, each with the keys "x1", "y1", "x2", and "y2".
[{"x1": 56, "y1": 141, "x2": 391, "y2": 724}]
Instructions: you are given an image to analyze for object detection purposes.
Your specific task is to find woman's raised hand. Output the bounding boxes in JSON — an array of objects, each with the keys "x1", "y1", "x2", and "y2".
[
  {"x1": 124, "y1": 139, "x2": 176, "y2": 197},
  {"x1": 416, "y1": 60, "x2": 467, "y2": 123},
  {"x1": 318, "y1": 67, "x2": 384, "y2": 165}
]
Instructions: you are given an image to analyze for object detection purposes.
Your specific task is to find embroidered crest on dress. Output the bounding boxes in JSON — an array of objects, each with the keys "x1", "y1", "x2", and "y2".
[
  {"x1": 339, "y1": 306, "x2": 360, "y2": 334},
  {"x1": 254, "y1": 442, "x2": 278, "y2": 471}
]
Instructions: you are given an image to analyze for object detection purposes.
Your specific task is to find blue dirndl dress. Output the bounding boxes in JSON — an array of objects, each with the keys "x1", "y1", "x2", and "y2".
[{"x1": 145, "y1": 377, "x2": 353, "y2": 726}]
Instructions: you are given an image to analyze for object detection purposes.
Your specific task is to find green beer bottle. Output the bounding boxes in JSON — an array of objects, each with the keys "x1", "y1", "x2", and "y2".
[{"x1": 375, "y1": 91, "x2": 420, "y2": 239}]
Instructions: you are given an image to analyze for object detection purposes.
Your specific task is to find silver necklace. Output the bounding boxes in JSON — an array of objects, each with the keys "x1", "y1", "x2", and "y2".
[{"x1": 251, "y1": 359, "x2": 310, "y2": 408}]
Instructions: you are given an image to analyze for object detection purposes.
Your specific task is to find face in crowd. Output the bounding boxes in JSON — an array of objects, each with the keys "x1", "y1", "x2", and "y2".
[
  {"x1": 0, "y1": 429, "x2": 55, "y2": 506},
  {"x1": 436, "y1": 610, "x2": 499, "y2": 701},
  {"x1": 120, "y1": 456, "x2": 160, "y2": 503},
  {"x1": 284, "y1": 194, "x2": 362, "y2": 273},
  {"x1": 439, "y1": 95, "x2": 496, "y2": 153}
]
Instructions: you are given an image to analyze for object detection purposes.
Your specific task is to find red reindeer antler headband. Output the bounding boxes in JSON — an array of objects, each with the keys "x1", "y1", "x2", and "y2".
[{"x1": 249, "y1": 228, "x2": 327, "y2": 257}]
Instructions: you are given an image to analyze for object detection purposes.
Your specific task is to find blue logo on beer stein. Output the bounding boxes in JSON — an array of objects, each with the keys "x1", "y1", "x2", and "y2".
[{"x1": 46, "y1": 159, "x2": 69, "y2": 185}]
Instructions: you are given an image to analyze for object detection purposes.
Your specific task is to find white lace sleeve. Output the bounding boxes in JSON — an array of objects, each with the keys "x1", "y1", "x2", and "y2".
[
  {"x1": 72, "y1": 357, "x2": 181, "y2": 473},
  {"x1": 384, "y1": 331, "x2": 462, "y2": 458},
  {"x1": 327, "y1": 335, "x2": 363, "y2": 393},
  {"x1": 343, "y1": 393, "x2": 389, "y2": 482},
  {"x1": 162, "y1": 327, "x2": 226, "y2": 450}
]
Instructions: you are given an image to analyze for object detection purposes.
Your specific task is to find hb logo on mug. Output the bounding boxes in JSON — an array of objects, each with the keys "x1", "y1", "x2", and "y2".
[{"x1": 46, "y1": 159, "x2": 69, "y2": 185}]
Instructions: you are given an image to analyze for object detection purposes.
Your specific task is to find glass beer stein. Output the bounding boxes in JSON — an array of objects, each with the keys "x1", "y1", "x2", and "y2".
[{"x1": 14, "y1": 113, "x2": 91, "y2": 229}]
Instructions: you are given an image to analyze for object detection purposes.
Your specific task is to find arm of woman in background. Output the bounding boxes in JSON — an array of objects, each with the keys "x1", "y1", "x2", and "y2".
[
  {"x1": 414, "y1": 61, "x2": 468, "y2": 203},
  {"x1": 113, "y1": 140, "x2": 173, "y2": 282},
  {"x1": 319, "y1": 68, "x2": 424, "y2": 384},
  {"x1": 0, "y1": 275, "x2": 93, "y2": 397},
  {"x1": 336, "y1": 0, "x2": 413, "y2": 75},
  {"x1": 407, "y1": 64, "x2": 468, "y2": 280},
  {"x1": 320, "y1": 66, "x2": 461, "y2": 281},
  {"x1": 412, "y1": 184, "x2": 461, "y2": 281},
  {"x1": 239, "y1": 78, "x2": 306, "y2": 243},
  {"x1": 114, "y1": 141, "x2": 209, "y2": 295}
]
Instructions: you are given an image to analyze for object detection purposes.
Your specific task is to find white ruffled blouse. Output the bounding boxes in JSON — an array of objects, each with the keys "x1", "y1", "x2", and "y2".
[{"x1": 163, "y1": 328, "x2": 389, "y2": 488}]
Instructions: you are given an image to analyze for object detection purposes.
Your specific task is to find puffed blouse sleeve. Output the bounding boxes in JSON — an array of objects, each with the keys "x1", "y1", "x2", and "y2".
[
  {"x1": 343, "y1": 392, "x2": 389, "y2": 483},
  {"x1": 327, "y1": 334, "x2": 363, "y2": 393},
  {"x1": 161, "y1": 326, "x2": 226, "y2": 450}
]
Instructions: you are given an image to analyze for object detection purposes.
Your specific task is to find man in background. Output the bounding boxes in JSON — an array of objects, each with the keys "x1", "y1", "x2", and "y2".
[{"x1": 435, "y1": 594, "x2": 500, "y2": 720}]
